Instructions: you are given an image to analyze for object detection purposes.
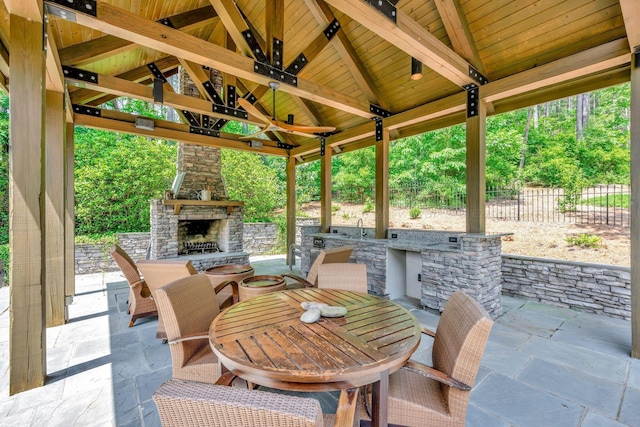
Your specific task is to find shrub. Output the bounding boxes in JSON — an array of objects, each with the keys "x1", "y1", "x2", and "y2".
[
  {"x1": 362, "y1": 198, "x2": 374, "y2": 214},
  {"x1": 0, "y1": 243, "x2": 8, "y2": 285},
  {"x1": 342, "y1": 213, "x2": 351, "y2": 220},
  {"x1": 565, "y1": 233, "x2": 602, "y2": 249},
  {"x1": 409, "y1": 207, "x2": 421, "y2": 219}
]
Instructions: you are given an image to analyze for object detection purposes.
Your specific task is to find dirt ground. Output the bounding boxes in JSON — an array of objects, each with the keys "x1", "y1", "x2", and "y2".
[{"x1": 299, "y1": 202, "x2": 631, "y2": 267}]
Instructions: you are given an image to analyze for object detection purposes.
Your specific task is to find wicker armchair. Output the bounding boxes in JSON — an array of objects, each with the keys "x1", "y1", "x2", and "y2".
[
  {"x1": 109, "y1": 244, "x2": 157, "y2": 327},
  {"x1": 282, "y1": 245, "x2": 354, "y2": 288},
  {"x1": 137, "y1": 260, "x2": 238, "y2": 340},
  {"x1": 383, "y1": 291, "x2": 494, "y2": 427},
  {"x1": 317, "y1": 263, "x2": 368, "y2": 293},
  {"x1": 154, "y1": 379, "x2": 334, "y2": 427},
  {"x1": 154, "y1": 274, "x2": 225, "y2": 384}
]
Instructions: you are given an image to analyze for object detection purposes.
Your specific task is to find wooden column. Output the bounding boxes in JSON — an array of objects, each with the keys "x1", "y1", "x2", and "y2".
[
  {"x1": 286, "y1": 156, "x2": 296, "y2": 265},
  {"x1": 9, "y1": 12, "x2": 47, "y2": 394},
  {"x1": 320, "y1": 142, "x2": 332, "y2": 233},
  {"x1": 64, "y1": 123, "x2": 75, "y2": 308},
  {"x1": 631, "y1": 50, "x2": 640, "y2": 358},
  {"x1": 45, "y1": 90, "x2": 65, "y2": 326},
  {"x1": 375, "y1": 128, "x2": 389, "y2": 239},
  {"x1": 465, "y1": 88, "x2": 486, "y2": 233}
]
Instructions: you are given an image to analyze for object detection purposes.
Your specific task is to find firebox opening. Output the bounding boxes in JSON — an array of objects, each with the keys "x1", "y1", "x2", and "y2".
[{"x1": 178, "y1": 219, "x2": 229, "y2": 255}]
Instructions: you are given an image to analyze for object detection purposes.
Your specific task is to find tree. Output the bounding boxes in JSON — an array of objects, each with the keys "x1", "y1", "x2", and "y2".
[{"x1": 0, "y1": 94, "x2": 8, "y2": 244}]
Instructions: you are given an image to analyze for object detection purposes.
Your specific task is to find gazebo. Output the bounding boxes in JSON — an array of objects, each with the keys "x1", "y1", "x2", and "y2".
[{"x1": 2, "y1": 0, "x2": 639, "y2": 395}]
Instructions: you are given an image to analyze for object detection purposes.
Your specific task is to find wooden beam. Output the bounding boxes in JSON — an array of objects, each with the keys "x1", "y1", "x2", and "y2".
[
  {"x1": 433, "y1": 0, "x2": 486, "y2": 76},
  {"x1": 620, "y1": 0, "x2": 640, "y2": 50},
  {"x1": 0, "y1": 39, "x2": 9, "y2": 78},
  {"x1": 9, "y1": 13, "x2": 46, "y2": 395},
  {"x1": 375, "y1": 128, "x2": 389, "y2": 239},
  {"x1": 5, "y1": 0, "x2": 42, "y2": 22},
  {"x1": 320, "y1": 145, "x2": 332, "y2": 233},
  {"x1": 465, "y1": 92, "x2": 486, "y2": 233},
  {"x1": 45, "y1": 90, "x2": 65, "y2": 327},
  {"x1": 324, "y1": 0, "x2": 475, "y2": 87},
  {"x1": 48, "y1": 1, "x2": 375, "y2": 118},
  {"x1": 57, "y1": 6, "x2": 218, "y2": 66},
  {"x1": 45, "y1": 22, "x2": 64, "y2": 92},
  {"x1": 208, "y1": 0, "x2": 261, "y2": 58},
  {"x1": 64, "y1": 122, "x2": 75, "y2": 307},
  {"x1": 631, "y1": 51, "x2": 640, "y2": 358},
  {"x1": 286, "y1": 156, "x2": 296, "y2": 266},
  {"x1": 73, "y1": 113, "x2": 288, "y2": 157},
  {"x1": 266, "y1": 0, "x2": 284, "y2": 65}
]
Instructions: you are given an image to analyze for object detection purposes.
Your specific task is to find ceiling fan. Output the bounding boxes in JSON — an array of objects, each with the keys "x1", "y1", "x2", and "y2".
[{"x1": 238, "y1": 82, "x2": 336, "y2": 139}]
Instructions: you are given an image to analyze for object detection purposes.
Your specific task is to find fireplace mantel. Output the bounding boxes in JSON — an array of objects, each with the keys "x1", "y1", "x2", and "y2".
[{"x1": 162, "y1": 199, "x2": 244, "y2": 215}]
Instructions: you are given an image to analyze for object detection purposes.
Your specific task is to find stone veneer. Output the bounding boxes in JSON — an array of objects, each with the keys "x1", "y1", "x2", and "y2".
[{"x1": 175, "y1": 144, "x2": 227, "y2": 200}]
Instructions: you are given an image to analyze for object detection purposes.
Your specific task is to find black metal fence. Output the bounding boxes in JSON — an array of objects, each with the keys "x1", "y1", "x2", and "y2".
[{"x1": 388, "y1": 183, "x2": 630, "y2": 227}]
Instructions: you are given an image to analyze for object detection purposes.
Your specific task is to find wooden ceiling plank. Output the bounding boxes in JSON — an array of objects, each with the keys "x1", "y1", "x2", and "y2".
[
  {"x1": 58, "y1": 6, "x2": 218, "y2": 66},
  {"x1": 620, "y1": 0, "x2": 640, "y2": 50},
  {"x1": 45, "y1": 22, "x2": 64, "y2": 92},
  {"x1": 324, "y1": 0, "x2": 474, "y2": 87},
  {"x1": 0, "y1": 39, "x2": 9, "y2": 77},
  {"x1": 266, "y1": 0, "x2": 284, "y2": 64},
  {"x1": 73, "y1": 113, "x2": 288, "y2": 157},
  {"x1": 53, "y1": 1, "x2": 373, "y2": 118},
  {"x1": 5, "y1": 0, "x2": 42, "y2": 22},
  {"x1": 433, "y1": 0, "x2": 486, "y2": 76},
  {"x1": 305, "y1": 0, "x2": 391, "y2": 111}
]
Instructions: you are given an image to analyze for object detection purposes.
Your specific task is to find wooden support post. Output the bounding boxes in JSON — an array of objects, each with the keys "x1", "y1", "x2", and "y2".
[
  {"x1": 45, "y1": 90, "x2": 65, "y2": 327},
  {"x1": 375, "y1": 128, "x2": 389, "y2": 239},
  {"x1": 320, "y1": 143, "x2": 332, "y2": 233},
  {"x1": 286, "y1": 156, "x2": 296, "y2": 265},
  {"x1": 631, "y1": 50, "x2": 640, "y2": 358},
  {"x1": 465, "y1": 88, "x2": 486, "y2": 233},
  {"x1": 64, "y1": 122, "x2": 75, "y2": 317},
  {"x1": 9, "y1": 12, "x2": 47, "y2": 394}
]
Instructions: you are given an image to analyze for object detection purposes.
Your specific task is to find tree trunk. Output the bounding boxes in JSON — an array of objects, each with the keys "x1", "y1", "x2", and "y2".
[
  {"x1": 519, "y1": 107, "x2": 533, "y2": 170},
  {"x1": 576, "y1": 94, "x2": 584, "y2": 141},
  {"x1": 533, "y1": 104, "x2": 539, "y2": 129}
]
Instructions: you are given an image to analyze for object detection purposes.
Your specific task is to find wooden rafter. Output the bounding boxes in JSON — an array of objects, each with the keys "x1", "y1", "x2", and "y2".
[
  {"x1": 5, "y1": 0, "x2": 42, "y2": 22},
  {"x1": 620, "y1": 0, "x2": 640, "y2": 51},
  {"x1": 265, "y1": 0, "x2": 284, "y2": 64},
  {"x1": 49, "y1": 1, "x2": 375, "y2": 118},
  {"x1": 433, "y1": 0, "x2": 486, "y2": 76},
  {"x1": 324, "y1": 0, "x2": 476, "y2": 87},
  {"x1": 58, "y1": 6, "x2": 218, "y2": 67},
  {"x1": 45, "y1": 23, "x2": 64, "y2": 93},
  {"x1": 209, "y1": 0, "x2": 260, "y2": 58}
]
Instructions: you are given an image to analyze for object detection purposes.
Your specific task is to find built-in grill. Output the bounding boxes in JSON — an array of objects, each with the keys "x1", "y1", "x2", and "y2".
[{"x1": 181, "y1": 241, "x2": 220, "y2": 255}]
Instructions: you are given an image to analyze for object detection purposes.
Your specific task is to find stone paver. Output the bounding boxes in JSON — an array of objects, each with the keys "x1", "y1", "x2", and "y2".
[{"x1": 0, "y1": 255, "x2": 639, "y2": 426}]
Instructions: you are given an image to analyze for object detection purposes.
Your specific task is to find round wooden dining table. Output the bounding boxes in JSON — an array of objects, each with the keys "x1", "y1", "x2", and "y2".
[{"x1": 209, "y1": 288, "x2": 421, "y2": 427}]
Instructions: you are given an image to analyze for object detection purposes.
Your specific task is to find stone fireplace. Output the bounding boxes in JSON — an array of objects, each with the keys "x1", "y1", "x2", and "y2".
[{"x1": 149, "y1": 143, "x2": 249, "y2": 271}]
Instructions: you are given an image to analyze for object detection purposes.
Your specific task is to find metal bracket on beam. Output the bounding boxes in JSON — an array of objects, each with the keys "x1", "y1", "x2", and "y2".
[
  {"x1": 62, "y1": 66, "x2": 98, "y2": 84},
  {"x1": 153, "y1": 78, "x2": 164, "y2": 104},
  {"x1": 285, "y1": 53, "x2": 308, "y2": 75},
  {"x1": 320, "y1": 138, "x2": 326, "y2": 156},
  {"x1": 370, "y1": 104, "x2": 393, "y2": 118},
  {"x1": 287, "y1": 114, "x2": 294, "y2": 125},
  {"x1": 272, "y1": 38, "x2": 283, "y2": 70},
  {"x1": 226, "y1": 85, "x2": 236, "y2": 108},
  {"x1": 46, "y1": 0, "x2": 97, "y2": 17},
  {"x1": 45, "y1": 3, "x2": 77, "y2": 22},
  {"x1": 242, "y1": 29, "x2": 269, "y2": 64},
  {"x1": 277, "y1": 142, "x2": 295, "y2": 150},
  {"x1": 363, "y1": 0, "x2": 397, "y2": 23},
  {"x1": 182, "y1": 110, "x2": 200, "y2": 127},
  {"x1": 72, "y1": 104, "x2": 101, "y2": 117},
  {"x1": 323, "y1": 19, "x2": 341, "y2": 40},
  {"x1": 212, "y1": 119, "x2": 228, "y2": 131},
  {"x1": 212, "y1": 104, "x2": 249, "y2": 120},
  {"x1": 254, "y1": 61, "x2": 298, "y2": 86},
  {"x1": 468, "y1": 66, "x2": 488, "y2": 85},
  {"x1": 190, "y1": 126, "x2": 220, "y2": 137},
  {"x1": 466, "y1": 86, "x2": 479, "y2": 118},
  {"x1": 147, "y1": 63, "x2": 168, "y2": 83},
  {"x1": 202, "y1": 115, "x2": 211, "y2": 128},
  {"x1": 202, "y1": 81, "x2": 225, "y2": 106},
  {"x1": 375, "y1": 118, "x2": 383, "y2": 141},
  {"x1": 243, "y1": 92, "x2": 258, "y2": 105},
  {"x1": 158, "y1": 17, "x2": 175, "y2": 28}
]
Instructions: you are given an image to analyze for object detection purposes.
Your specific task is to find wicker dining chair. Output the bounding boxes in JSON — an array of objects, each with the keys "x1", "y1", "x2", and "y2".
[
  {"x1": 154, "y1": 378, "x2": 335, "y2": 427},
  {"x1": 154, "y1": 274, "x2": 224, "y2": 384},
  {"x1": 317, "y1": 263, "x2": 368, "y2": 293},
  {"x1": 382, "y1": 291, "x2": 493, "y2": 427},
  {"x1": 109, "y1": 244, "x2": 157, "y2": 327},
  {"x1": 137, "y1": 260, "x2": 238, "y2": 340},
  {"x1": 282, "y1": 245, "x2": 354, "y2": 288}
]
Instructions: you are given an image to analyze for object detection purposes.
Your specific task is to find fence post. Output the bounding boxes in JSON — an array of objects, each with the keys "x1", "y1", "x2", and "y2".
[{"x1": 517, "y1": 189, "x2": 521, "y2": 221}]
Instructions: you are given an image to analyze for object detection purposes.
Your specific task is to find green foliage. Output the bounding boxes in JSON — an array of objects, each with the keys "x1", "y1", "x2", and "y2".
[
  {"x1": 0, "y1": 94, "x2": 8, "y2": 245},
  {"x1": 74, "y1": 128, "x2": 176, "y2": 234},
  {"x1": 362, "y1": 198, "x2": 374, "y2": 214},
  {"x1": 565, "y1": 233, "x2": 602, "y2": 249},
  {"x1": 0, "y1": 243, "x2": 8, "y2": 284},
  {"x1": 221, "y1": 149, "x2": 285, "y2": 222},
  {"x1": 581, "y1": 194, "x2": 630, "y2": 208},
  {"x1": 333, "y1": 147, "x2": 375, "y2": 203},
  {"x1": 341, "y1": 212, "x2": 351, "y2": 220},
  {"x1": 409, "y1": 207, "x2": 421, "y2": 219},
  {"x1": 74, "y1": 233, "x2": 119, "y2": 245},
  {"x1": 331, "y1": 205, "x2": 340, "y2": 213}
]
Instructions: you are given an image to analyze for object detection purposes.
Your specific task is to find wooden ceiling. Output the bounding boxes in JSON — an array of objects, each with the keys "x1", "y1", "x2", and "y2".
[{"x1": 0, "y1": 0, "x2": 637, "y2": 162}]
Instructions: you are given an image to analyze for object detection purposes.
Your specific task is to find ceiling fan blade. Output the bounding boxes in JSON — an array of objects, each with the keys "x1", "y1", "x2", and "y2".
[
  {"x1": 273, "y1": 120, "x2": 336, "y2": 134},
  {"x1": 237, "y1": 98, "x2": 272, "y2": 127}
]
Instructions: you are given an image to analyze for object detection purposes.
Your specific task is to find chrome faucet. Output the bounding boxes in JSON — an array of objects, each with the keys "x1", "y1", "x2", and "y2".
[{"x1": 356, "y1": 218, "x2": 366, "y2": 238}]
